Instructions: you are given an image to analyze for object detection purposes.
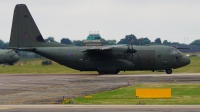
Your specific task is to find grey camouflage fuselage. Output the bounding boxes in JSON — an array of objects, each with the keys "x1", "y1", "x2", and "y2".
[{"x1": 9, "y1": 4, "x2": 190, "y2": 74}]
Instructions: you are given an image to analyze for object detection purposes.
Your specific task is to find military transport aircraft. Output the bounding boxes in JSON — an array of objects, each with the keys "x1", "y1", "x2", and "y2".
[
  {"x1": 9, "y1": 4, "x2": 190, "y2": 74},
  {"x1": 0, "y1": 49, "x2": 19, "y2": 65}
]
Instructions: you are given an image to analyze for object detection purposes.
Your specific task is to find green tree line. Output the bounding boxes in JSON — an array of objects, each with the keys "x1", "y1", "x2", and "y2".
[
  {"x1": 45, "y1": 35, "x2": 200, "y2": 46},
  {"x1": 0, "y1": 35, "x2": 200, "y2": 49}
]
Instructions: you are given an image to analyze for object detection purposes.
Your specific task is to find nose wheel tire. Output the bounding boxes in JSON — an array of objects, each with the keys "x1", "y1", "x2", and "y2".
[
  {"x1": 166, "y1": 69, "x2": 172, "y2": 74},
  {"x1": 98, "y1": 70, "x2": 120, "y2": 75},
  {"x1": 98, "y1": 71, "x2": 106, "y2": 74}
]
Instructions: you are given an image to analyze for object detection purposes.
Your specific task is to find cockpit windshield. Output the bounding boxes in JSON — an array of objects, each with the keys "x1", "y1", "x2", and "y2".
[
  {"x1": 170, "y1": 48, "x2": 182, "y2": 54},
  {"x1": 170, "y1": 49, "x2": 177, "y2": 54}
]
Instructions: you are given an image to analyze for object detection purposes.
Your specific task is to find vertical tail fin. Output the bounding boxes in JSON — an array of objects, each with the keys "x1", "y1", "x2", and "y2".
[
  {"x1": 9, "y1": 4, "x2": 45, "y2": 48},
  {"x1": 9, "y1": 4, "x2": 67, "y2": 48}
]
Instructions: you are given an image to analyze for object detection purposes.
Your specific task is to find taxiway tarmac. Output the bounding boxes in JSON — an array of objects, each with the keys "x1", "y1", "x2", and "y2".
[
  {"x1": 0, "y1": 105, "x2": 200, "y2": 112},
  {"x1": 0, "y1": 73, "x2": 200, "y2": 104}
]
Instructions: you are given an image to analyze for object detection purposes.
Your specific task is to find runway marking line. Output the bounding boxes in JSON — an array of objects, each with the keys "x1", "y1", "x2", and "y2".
[{"x1": 0, "y1": 108, "x2": 11, "y2": 110}]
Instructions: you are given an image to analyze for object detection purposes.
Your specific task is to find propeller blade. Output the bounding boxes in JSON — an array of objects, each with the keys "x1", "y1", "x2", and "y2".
[{"x1": 127, "y1": 49, "x2": 137, "y2": 53}]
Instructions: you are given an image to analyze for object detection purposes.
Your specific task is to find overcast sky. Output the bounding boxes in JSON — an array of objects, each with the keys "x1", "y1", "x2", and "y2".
[{"x1": 0, "y1": 0, "x2": 200, "y2": 44}]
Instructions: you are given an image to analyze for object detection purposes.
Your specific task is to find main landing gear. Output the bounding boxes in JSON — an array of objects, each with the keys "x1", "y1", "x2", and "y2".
[
  {"x1": 165, "y1": 69, "x2": 172, "y2": 74},
  {"x1": 98, "y1": 70, "x2": 120, "y2": 75}
]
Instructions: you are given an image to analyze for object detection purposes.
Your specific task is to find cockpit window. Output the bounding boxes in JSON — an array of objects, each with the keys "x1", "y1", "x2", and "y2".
[{"x1": 170, "y1": 49, "x2": 178, "y2": 54}]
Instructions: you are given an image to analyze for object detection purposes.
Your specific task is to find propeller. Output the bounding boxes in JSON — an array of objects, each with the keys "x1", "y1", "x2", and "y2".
[{"x1": 127, "y1": 38, "x2": 137, "y2": 57}]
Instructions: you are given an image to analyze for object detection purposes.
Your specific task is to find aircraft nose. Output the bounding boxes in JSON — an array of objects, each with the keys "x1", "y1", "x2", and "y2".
[
  {"x1": 13, "y1": 54, "x2": 20, "y2": 62},
  {"x1": 181, "y1": 56, "x2": 190, "y2": 66}
]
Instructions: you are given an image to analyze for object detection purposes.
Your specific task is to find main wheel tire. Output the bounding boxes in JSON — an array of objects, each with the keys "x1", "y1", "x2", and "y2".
[
  {"x1": 115, "y1": 70, "x2": 120, "y2": 74},
  {"x1": 108, "y1": 70, "x2": 120, "y2": 74},
  {"x1": 98, "y1": 71, "x2": 105, "y2": 74},
  {"x1": 166, "y1": 69, "x2": 172, "y2": 74},
  {"x1": 98, "y1": 71, "x2": 119, "y2": 75}
]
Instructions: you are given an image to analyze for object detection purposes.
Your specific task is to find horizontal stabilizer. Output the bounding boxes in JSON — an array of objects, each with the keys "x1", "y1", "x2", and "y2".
[{"x1": 18, "y1": 48, "x2": 36, "y2": 51}]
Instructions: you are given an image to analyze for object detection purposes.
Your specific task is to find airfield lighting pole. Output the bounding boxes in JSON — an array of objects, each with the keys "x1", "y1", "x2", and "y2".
[{"x1": 184, "y1": 37, "x2": 185, "y2": 44}]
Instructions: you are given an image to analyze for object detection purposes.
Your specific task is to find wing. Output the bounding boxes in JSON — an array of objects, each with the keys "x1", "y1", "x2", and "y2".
[{"x1": 82, "y1": 45, "x2": 125, "y2": 52}]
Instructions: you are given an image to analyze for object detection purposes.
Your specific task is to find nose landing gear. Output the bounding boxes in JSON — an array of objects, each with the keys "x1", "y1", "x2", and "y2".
[
  {"x1": 98, "y1": 70, "x2": 120, "y2": 75},
  {"x1": 166, "y1": 69, "x2": 172, "y2": 74}
]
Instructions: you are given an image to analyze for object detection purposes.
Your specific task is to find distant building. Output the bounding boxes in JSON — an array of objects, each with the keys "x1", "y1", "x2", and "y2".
[
  {"x1": 83, "y1": 32, "x2": 105, "y2": 46},
  {"x1": 166, "y1": 44, "x2": 200, "y2": 53}
]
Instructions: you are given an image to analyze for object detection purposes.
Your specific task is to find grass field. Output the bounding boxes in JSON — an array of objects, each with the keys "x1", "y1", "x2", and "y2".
[
  {"x1": 0, "y1": 58, "x2": 93, "y2": 74},
  {"x1": 0, "y1": 56, "x2": 199, "y2": 74},
  {"x1": 73, "y1": 84, "x2": 200, "y2": 105}
]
